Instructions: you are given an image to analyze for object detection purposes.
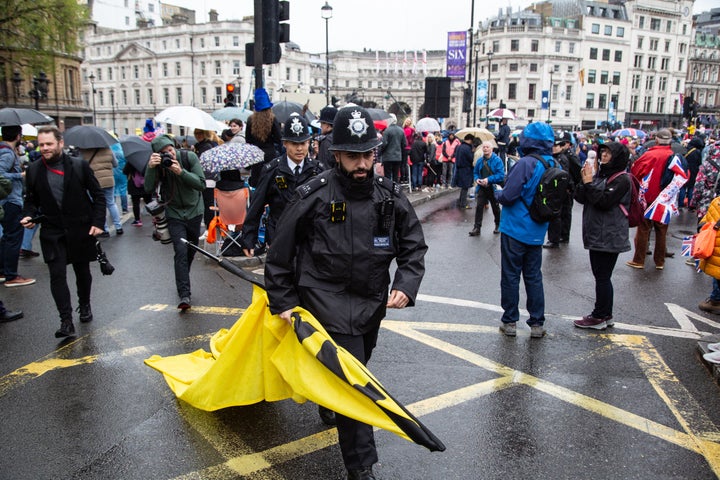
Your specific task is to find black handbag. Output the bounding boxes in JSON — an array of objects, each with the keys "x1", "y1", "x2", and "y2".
[{"x1": 96, "y1": 241, "x2": 115, "y2": 275}]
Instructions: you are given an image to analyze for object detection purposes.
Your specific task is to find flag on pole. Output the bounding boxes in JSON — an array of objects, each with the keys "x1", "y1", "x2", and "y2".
[
  {"x1": 375, "y1": 51, "x2": 379, "y2": 74},
  {"x1": 403, "y1": 50, "x2": 408, "y2": 73},
  {"x1": 412, "y1": 51, "x2": 418, "y2": 74},
  {"x1": 422, "y1": 50, "x2": 427, "y2": 74},
  {"x1": 385, "y1": 51, "x2": 390, "y2": 74}
]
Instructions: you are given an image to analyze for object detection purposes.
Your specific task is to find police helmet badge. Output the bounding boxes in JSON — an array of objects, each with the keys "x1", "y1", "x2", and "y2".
[
  {"x1": 289, "y1": 116, "x2": 304, "y2": 137},
  {"x1": 347, "y1": 110, "x2": 369, "y2": 139}
]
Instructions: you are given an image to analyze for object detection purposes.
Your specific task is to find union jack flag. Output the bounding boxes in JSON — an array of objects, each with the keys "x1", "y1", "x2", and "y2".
[{"x1": 681, "y1": 235, "x2": 693, "y2": 256}]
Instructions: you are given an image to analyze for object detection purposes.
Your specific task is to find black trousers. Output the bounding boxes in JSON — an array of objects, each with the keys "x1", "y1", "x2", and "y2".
[
  {"x1": 589, "y1": 250, "x2": 619, "y2": 318},
  {"x1": 329, "y1": 327, "x2": 380, "y2": 469},
  {"x1": 473, "y1": 186, "x2": 501, "y2": 229},
  {"x1": 47, "y1": 242, "x2": 92, "y2": 322}
]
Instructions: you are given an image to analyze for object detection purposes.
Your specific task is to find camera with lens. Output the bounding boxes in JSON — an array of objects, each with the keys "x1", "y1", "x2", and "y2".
[
  {"x1": 160, "y1": 152, "x2": 174, "y2": 168},
  {"x1": 145, "y1": 200, "x2": 172, "y2": 244}
]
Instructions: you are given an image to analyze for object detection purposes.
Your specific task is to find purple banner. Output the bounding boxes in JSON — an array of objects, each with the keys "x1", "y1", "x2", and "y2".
[{"x1": 446, "y1": 31, "x2": 467, "y2": 81}]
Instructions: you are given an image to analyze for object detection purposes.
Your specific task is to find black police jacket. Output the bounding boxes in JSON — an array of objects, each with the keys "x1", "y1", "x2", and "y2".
[
  {"x1": 241, "y1": 155, "x2": 323, "y2": 249},
  {"x1": 264, "y1": 169, "x2": 427, "y2": 335}
]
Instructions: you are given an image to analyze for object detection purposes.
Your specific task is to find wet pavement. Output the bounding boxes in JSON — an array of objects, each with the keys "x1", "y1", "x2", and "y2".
[{"x1": 2, "y1": 189, "x2": 720, "y2": 479}]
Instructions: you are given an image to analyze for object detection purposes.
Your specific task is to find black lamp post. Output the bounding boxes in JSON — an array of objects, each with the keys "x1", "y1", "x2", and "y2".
[
  {"x1": 486, "y1": 51, "x2": 493, "y2": 127},
  {"x1": 321, "y1": 2, "x2": 333, "y2": 106},
  {"x1": 88, "y1": 72, "x2": 96, "y2": 125},
  {"x1": 547, "y1": 70, "x2": 554, "y2": 123}
]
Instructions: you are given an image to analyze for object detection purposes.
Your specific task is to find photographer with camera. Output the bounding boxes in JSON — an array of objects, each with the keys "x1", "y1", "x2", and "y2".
[
  {"x1": 144, "y1": 135, "x2": 205, "y2": 311},
  {"x1": 21, "y1": 126, "x2": 106, "y2": 338}
]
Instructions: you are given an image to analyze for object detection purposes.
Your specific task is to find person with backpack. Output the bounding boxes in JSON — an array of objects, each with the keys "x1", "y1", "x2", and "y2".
[
  {"x1": 495, "y1": 123, "x2": 558, "y2": 338},
  {"x1": 144, "y1": 134, "x2": 205, "y2": 311},
  {"x1": 572, "y1": 142, "x2": 632, "y2": 330}
]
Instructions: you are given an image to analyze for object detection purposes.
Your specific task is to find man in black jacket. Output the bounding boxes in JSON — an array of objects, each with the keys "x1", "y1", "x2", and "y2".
[
  {"x1": 314, "y1": 105, "x2": 337, "y2": 168},
  {"x1": 241, "y1": 113, "x2": 323, "y2": 256},
  {"x1": 21, "y1": 126, "x2": 106, "y2": 338},
  {"x1": 264, "y1": 106, "x2": 427, "y2": 480}
]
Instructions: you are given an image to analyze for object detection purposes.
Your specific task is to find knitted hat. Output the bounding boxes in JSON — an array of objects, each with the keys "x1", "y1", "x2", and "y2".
[{"x1": 254, "y1": 88, "x2": 273, "y2": 112}]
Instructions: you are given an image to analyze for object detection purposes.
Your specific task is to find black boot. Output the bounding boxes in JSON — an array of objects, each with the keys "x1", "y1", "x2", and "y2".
[
  {"x1": 318, "y1": 405, "x2": 336, "y2": 426},
  {"x1": 55, "y1": 319, "x2": 75, "y2": 338},
  {"x1": 78, "y1": 304, "x2": 93, "y2": 323},
  {"x1": 347, "y1": 466, "x2": 376, "y2": 480}
]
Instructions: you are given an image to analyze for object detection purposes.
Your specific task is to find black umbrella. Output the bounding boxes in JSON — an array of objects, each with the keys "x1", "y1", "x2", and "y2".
[
  {"x1": 272, "y1": 101, "x2": 316, "y2": 124},
  {"x1": 120, "y1": 136, "x2": 153, "y2": 172},
  {"x1": 0, "y1": 107, "x2": 53, "y2": 126},
  {"x1": 366, "y1": 108, "x2": 391, "y2": 121},
  {"x1": 64, "y1": 125, "x2": 118, "y2": 149}
]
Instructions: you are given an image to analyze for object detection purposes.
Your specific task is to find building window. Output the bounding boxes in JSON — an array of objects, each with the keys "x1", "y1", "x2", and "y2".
[
  {"x1": 529, "y1": 63, "x2": 538, "y2": 72},
  {"x1": 660, "y1": 58, "x2": 669, "y2": 70},
  {"x1": 632, "y1": 74, "x2": 640, "y2": 89},
  {"x1": 565, "y1": 85, "x2": 572, "y2": 101},
  {"x1": 297, "y1": 69, "x2": 302, "y2": 82},
  {"x1": 134, "y1": 89, "x2": 140, "y2": 105},
  {"x1": 200, "y1": 87, "x2": 206, "y2": 104},
  {"x1": 612, "y1": 72, "x2": 621, "y2": 85},
  {"x1": 214, "y1": 36, "x2": 220, "y2": 47},
  {"x1": 600, "y1": 71, "x2": 609, "y2": 84},
  {"x1": 509, "y1": 63, "x2": 518, "y2": 72},
  {"x1": 678, "y1": 59, "x2": 683, "y2": 71},
  {"x1": 200, "y1": 62, "x2": 206, "y2": 76},
  {"x1": 586, "y1": 93, "x2": 595, "y2": 109},
  {"x1": 555, "y1": 41, "x2": 561, "y2": 53},
  {"x1": 148, "y1": 88, "x2": 154, "y2": 105},
  {"x1": 630, "y1": 95, "x2": 638, "y2": 111},
  {"x1": 590, "y1": 48, "x2": 598, "y2": 60},
  {"x1": 147, "y1": 65, "x2": 152, "y2": 78},
  {"x1": 617, "y1": 27, "x2": 625, "y2": 37},
  {"x1": 175, "y1": 62, "x2": 181, "y2": 76},
  {"x1": 602, "y1": 49, "x2": 610, "y2": 61},
  {"x1": 604, "y1": 25, "x2": 612, "y2": 36},
  {"x1": 163, "y1": 87, "x2": 169, "y2": 104},
  {"x1": 121, "y1": 66, "x2": 126, "y2": 80},
  {"x1": 108, "y1": 67, "x2": 113, "y2": 81},
  {"x1": 215, "y1": 61, "x2": 221, "y2": 75},
  {"x1": 162, "y1": 40, "x2": 167, "y2": 50},
  {"x1": 134, "y1": 65, "x2": 139, "y2": 79},
  {"x1": 233, "y1": 60, "x2": 241, "y2": 75},
  {"x1": 492, "y1": 40, "x2": 499, "y2": 53},
  {"x1": 565, "y1": 110, "x2": 571, "y2": 118},
  {"x1": 511, "y1": 39, "x2": 519, "y2": 51},
  {"x1": 551, "y1": 84, "x2": 558, "y2": 101},
  {"x1": 567, "y1": 66, "x2": 574, "y2": 74},
  {"x1": 649, "y1": 38, "x2": 658, "y2": 51},
  {"x1": 657, "y1": 96, "x2": 666, "y2": 113},
  {"x1": 98, "y1": 91, "x2": 104, "y2": 106},
  {"x1": 553, "y1": 64, "x2": 560, "y2": 73},
  {"x1": 148, "y1": 3, "x2": 154, "y2": 12},
  {"x1": 643, "y1": 96, "x2": 652, "y2": 112},
  {"x1": 233, "y1": 36, "x2": 239, "y2": 47},
  {"x1": 200, "y1": 38, "x2": 205, "y2": 48},
  {"x1": 508, "y1": 83, "x2": 517, "y2": 100},
  {"x1": 664, "y1": 40, "x2": 671, "y2": 53},
  {"x1": 645, "y1": 76, "x2": 655, "y2": 90},
  {"x1": 666, "y1": 20, "x2": 672, "y2": 33},
  {"x1": 96, "y1": 68, "x2": 102, "y2": 81},
  {"x1": 588, "y1": 70, "x2": 596, "y2": 84},
  {"x1": 528, "y1": 108, "x2": 535, "y2": 118},
  {"x1": 658, "y1": 76, "x2": 667, "y2": 91},
  {"x1": 591, "y1": 23, "x2": 600, "y2": 34},
  {"x1": 531, "y1": 40, "x2": 538, "y2": 52},
  {"x1": 162, "y1": 63, "x2": 168, "y2": 77},
  {"x1": 176, "y1": 87, "x2": 182, "y2": 104},
  {"x1": 650, "y1": 18, "x2": 660, "y2": 31},
  {"x1": 286, "y1": 67, "x2": 291, "y2": 80},
  {"x1": 682, "y1": 24, "x2": 687, "y2": 35},
  {"x1": 614, "y1": 51, "x2": 622, "y2": 62},
  {"x1": 647, "y1": 56, "x2": 656, "y2": 69},
  {"x1": 637, "y1": 37, "x2": 644, "y2": 49},
  {"x1": 634, "y1": 55, "x2": 643, "y2": 68},
  {"x1": 175, "y1": 39, "x2": 180, "y2": 49},
  {"x1": 569, "y1": 42, "x2": 575, "y2": 54},
  {"x1": 215, "y1": 86, "x2": 222, "y2": 104},
  {"x1": 122, "y1": 90, "x2": 128, "y2": 105},
  {"x1": 528, "y1": 83, "x2": 536, "y2": 100},
  {"x1": 125, "y1": 16, "x2": 130, "y2": 26},
  {"x1": 599, "y1": 94, "x2": 607, "y2": 110}
]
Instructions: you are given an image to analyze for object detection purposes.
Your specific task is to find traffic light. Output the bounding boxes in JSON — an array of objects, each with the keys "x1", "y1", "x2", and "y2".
[
  {"x1": 225, "y1": 83, "x2": 236, "y2": 106},
  {"x1": 262, "y1": 0, "x2": 290, "y2": 64},
  {"x1": 462, "y1": 87, "x2": 472, "y2": 113}
]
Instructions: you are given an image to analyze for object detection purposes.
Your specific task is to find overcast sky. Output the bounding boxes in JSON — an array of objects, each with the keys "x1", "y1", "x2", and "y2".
[{"x1": 172, "y1": 0, "x2": 717, "y2": 54}]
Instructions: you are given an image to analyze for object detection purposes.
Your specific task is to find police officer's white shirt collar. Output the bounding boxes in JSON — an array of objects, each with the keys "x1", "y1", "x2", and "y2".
[{"x1": 286, "y1": 157, "x2": 304, "y2": 172}]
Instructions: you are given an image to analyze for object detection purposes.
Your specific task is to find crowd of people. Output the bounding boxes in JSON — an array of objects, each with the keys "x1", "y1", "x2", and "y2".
[{"x1": 5, "y1": 92, "x2": 720, "y2": 479}]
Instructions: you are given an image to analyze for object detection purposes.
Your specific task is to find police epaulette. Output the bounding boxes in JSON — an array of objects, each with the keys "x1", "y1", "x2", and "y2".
[
  {"x1": 296, "y1": 175, "x2": 328, "y2": 198},
  {"x1": 263, "y1": 158, "x2": 281, "y2": 171},
  {"x1": 375, "y1": 176, "x2": 402, "y2": 196}
]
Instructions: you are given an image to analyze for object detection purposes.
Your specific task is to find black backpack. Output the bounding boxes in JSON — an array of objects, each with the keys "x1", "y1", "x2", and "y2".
[{"x1": 523, "y1": 154, "x2": 570, "y2": 223}]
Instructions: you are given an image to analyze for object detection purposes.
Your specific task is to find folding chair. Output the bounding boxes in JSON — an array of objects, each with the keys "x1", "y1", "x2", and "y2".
[{"x1": 205, "y1": 170, "x2": 249, "y2": 256}]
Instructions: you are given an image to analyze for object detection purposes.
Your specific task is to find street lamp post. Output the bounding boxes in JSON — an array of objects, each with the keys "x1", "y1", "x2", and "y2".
[
  {"x1": 88, "y1": 72, "x2": 97, "y2": 125},
  {"x1": 486, "y1": 51, "x2": 493, "y2": 128},
  {"x1": 472, "y1": 45, "x2": 479, "y2": 127},
  {"x1": 321, "y1": 2, "x2": 333, "y2": 106},
  {"x1": 547, "y1": 70, "x2": 554, "y2": 123},
  {"x1": 29, "y1": 71, "x2": 49, "y2": 110},
  {"x1": 109, "y1": 88, "x2": 116, "y2": 133}
]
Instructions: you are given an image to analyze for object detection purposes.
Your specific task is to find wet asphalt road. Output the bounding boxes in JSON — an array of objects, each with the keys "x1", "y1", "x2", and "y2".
[{"x1": 1, "y1": 190, "x2": 720, "y2": 480}]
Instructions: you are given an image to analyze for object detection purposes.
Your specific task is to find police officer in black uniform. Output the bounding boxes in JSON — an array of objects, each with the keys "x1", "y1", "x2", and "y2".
[
  {"x1": 241, "y1": 113, "x2": 323, "y2": 256},
  {"x1": 314, "y1": 105, "x2": 338, "y2": 169},
  {"x1": 264, "y1": 106, "x2": 427, "y2": 480}
]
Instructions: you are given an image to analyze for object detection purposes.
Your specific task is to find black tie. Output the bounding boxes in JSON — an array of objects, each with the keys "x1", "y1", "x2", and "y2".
[{"x1": 294, "y1": 165, "x2": 301, "y2": 177}]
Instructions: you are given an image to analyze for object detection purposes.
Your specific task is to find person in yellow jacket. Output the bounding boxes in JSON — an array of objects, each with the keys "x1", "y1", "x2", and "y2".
[{"x1": 698, "y1": 196, "x2": 720, "y2": 315}]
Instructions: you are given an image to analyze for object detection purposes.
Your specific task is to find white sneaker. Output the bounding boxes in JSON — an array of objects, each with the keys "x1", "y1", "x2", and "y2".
[
  {"x1": 199, "y1": 230, "x2": 208, "y2": 240},
  {"x1": 708, "y1": 342, "x2": 720, "y2": 352},
  {"x1": 703, "y1": 350, "x2": 720, "y2": 364}
]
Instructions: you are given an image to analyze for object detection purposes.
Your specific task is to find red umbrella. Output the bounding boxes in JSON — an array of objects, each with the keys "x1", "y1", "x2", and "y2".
[{"x1": 488, "y1": 108, "x2": 516, "y2": 120}]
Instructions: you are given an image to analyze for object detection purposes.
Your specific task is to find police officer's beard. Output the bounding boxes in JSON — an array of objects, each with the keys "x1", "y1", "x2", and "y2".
[{"x1": 338, "y1": 163, "x2": 373, "y2": 185}]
